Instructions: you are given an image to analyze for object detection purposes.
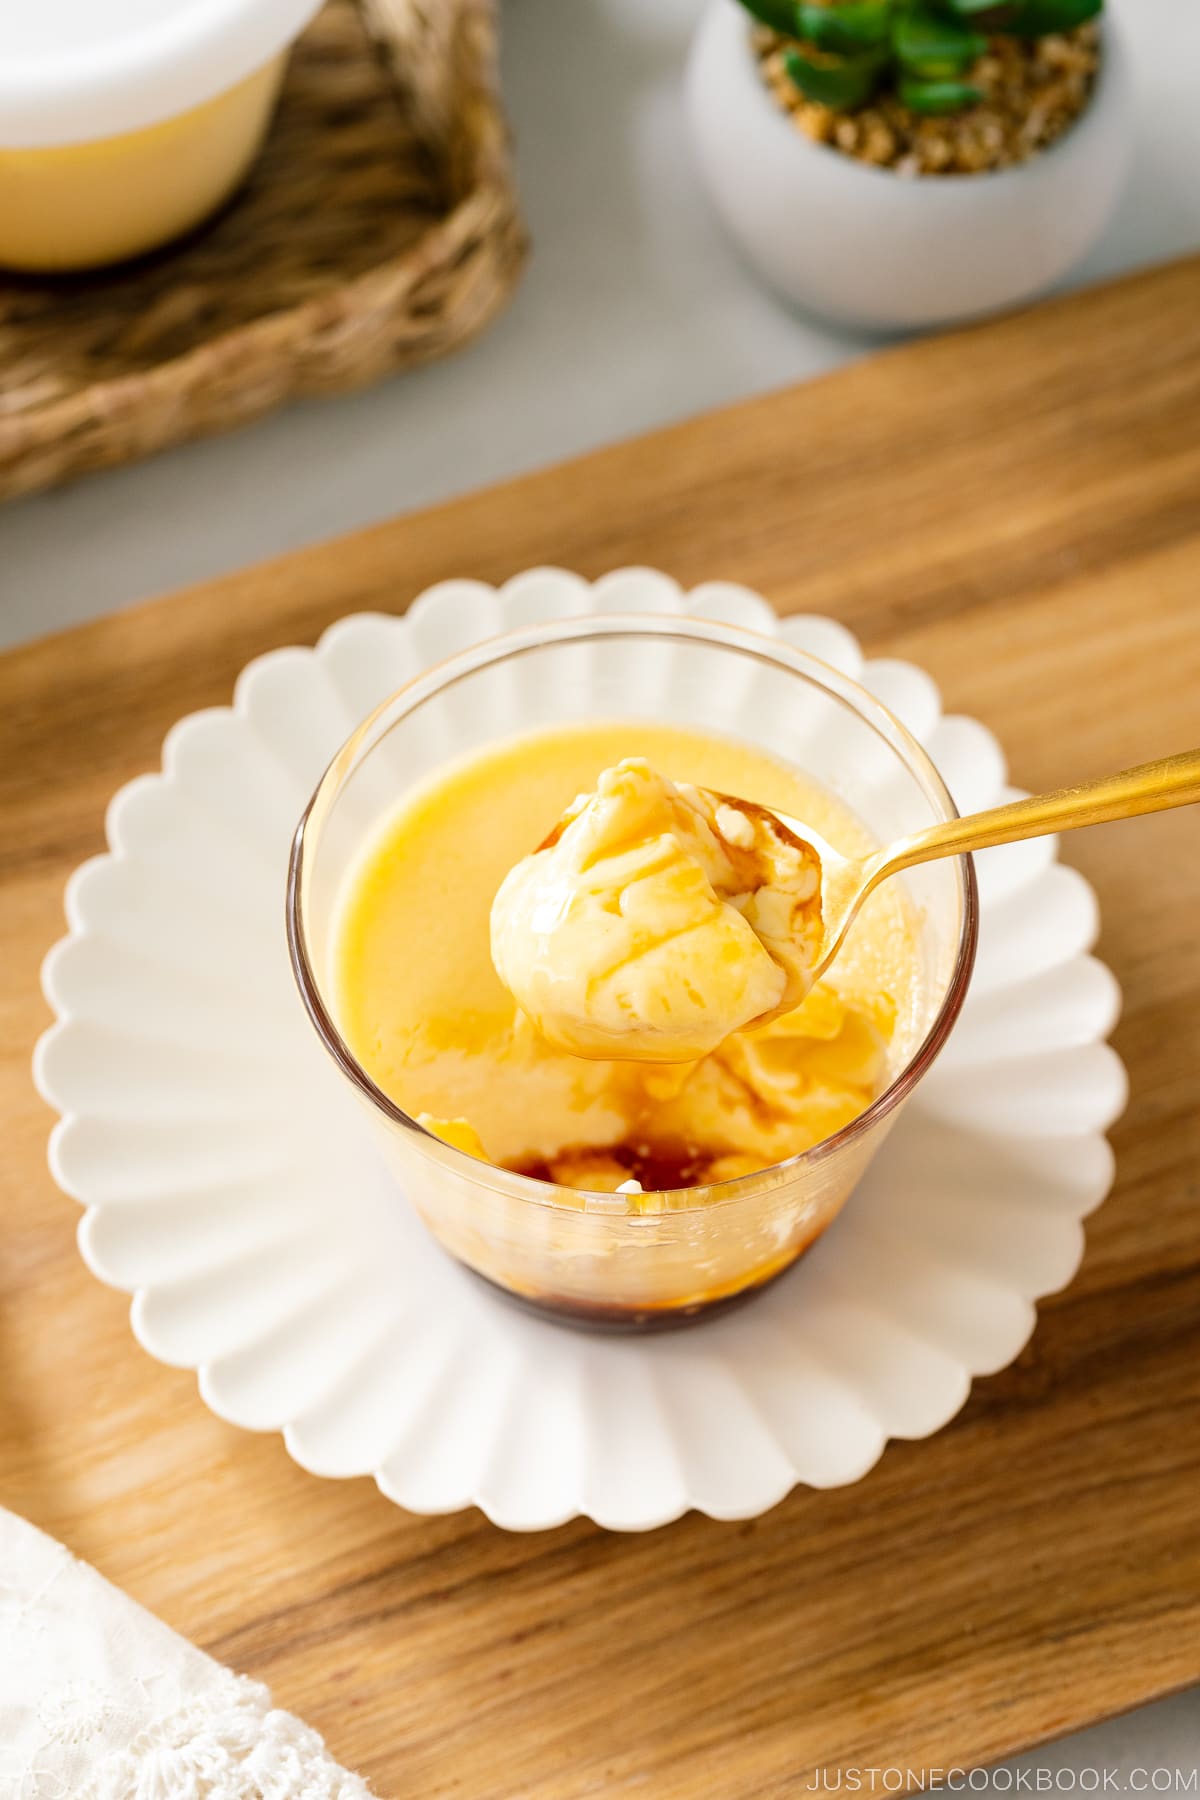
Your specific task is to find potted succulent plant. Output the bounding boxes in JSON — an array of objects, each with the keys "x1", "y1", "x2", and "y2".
[{"x1": 686, "y1": 0, "x2": 1132, "y2": 329}]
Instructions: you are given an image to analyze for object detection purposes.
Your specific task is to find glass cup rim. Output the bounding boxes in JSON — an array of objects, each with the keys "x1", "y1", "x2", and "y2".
[{"x1": 287, "y1": 611, "x2": 980, "y2": 1216}]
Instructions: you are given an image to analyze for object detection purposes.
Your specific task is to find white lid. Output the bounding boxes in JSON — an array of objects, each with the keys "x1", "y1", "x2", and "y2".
[{"x1": 0, "y1": 0, "x2": 324, "y2": 148}]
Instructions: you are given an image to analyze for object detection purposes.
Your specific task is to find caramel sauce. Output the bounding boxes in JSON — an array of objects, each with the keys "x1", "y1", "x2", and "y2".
[{"x1": 508, "y1": 1138, "x2": 731, "y2": 1192}]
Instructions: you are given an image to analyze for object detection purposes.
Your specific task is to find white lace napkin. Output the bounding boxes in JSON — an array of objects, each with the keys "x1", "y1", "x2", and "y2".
[{"x1": 0, "y1": 1509, "x2": 374, "y2": 1799}]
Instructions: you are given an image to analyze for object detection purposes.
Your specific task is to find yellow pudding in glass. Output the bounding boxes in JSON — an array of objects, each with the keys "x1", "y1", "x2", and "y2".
[
  {"x1": 0, "y1": 0, "x2": 320, "y2": 274},
  {"x1": 290, "y1": 611, "x2": 976, "y2": 1326},
  {"x1": 0, "y1": 61, "x2": 285, "y2": 273},
  {"x1": 331, "y1": 720, "x2": 924, "y2": 1197}
]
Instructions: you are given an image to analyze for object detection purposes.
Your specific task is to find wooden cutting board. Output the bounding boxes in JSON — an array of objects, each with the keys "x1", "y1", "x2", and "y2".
[{"x1": 2, "y1": 254, "x2": 1198, "y2": 1797}]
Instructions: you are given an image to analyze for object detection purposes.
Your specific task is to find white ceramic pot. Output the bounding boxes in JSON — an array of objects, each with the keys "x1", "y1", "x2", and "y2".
[{"x1": 686, "y1": 0, "x2": 1133, "y2": 331}]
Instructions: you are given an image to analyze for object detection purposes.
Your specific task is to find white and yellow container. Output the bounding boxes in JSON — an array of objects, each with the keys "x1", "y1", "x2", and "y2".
[{"x1": 0, "y1": 0, "x2": 324, "y2": 272}]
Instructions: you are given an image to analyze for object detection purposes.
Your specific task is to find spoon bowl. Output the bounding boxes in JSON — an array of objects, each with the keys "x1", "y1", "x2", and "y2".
[
  {"x1": 751, "y1": 745, "x2": 1200, "y2": 988},
  {"x1": 763, "y1": 815, "x2": 867, "y2": 985}
]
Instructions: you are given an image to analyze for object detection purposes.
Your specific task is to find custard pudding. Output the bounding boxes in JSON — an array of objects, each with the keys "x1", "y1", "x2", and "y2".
[
  {"x1": 490, "y1": 758, "x2": 824, "y2": 1062},
  {"x1": 0, "y1": 0, "x2": 321, "y2": 274},
  {"x1": 331, "y1": 720, "x2": 923, "y2": 1196}
]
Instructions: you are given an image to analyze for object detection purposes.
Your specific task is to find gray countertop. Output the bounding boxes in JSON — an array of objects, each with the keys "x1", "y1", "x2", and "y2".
[{"x1": 2, "y1": 0, "x2": 1195, "y2": 1779}]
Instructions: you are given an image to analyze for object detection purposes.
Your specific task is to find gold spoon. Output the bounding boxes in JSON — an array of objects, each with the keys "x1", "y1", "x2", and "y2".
[{"x1": 740, "y1": 748, "x2": 1200, "y2": 984}]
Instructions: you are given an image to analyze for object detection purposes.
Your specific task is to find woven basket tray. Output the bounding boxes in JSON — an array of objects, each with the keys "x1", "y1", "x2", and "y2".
[{"x1": 0, "y1": 0, "x2": 526, "y2": 502}]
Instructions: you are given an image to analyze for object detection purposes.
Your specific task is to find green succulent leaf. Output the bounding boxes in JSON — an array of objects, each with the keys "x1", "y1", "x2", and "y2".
[
  {"x1": 892, "y1": 7, "x2": 987, "y2": 75},
  {"x1": 933, "y1": 0, "x2": 1018, "y2": 22},
  {"x1": 793, "y1": 2, "x2": 892, "y2": 54},
  {"x1": 784, "y1": 45, "x2": 886, "y2": 107},
  {"x1": 1005, "y1": 0, "x2": 1102, "y2": 35},
  {"x1": 734, "y1": 0, "x2": 802, "y2": 35},
  {"x1": 898, "y1": 75, "x2": 984, "y2": 111}
]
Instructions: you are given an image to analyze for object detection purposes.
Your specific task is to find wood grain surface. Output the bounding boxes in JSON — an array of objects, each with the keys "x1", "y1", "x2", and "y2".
[{"x1": 2, "y1": 254, "x2": 1199, "y2": 1798}]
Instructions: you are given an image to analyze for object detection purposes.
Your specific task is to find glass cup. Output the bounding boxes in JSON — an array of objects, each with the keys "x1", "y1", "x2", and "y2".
[{"x1": 288, "y1": 615, "x2": 977, "y2": 1330}]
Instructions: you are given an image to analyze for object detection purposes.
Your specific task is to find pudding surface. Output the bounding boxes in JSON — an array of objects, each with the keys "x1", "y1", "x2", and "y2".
[{"x1": 331, "y1": 720, "x2": 922, "y2": 1191}]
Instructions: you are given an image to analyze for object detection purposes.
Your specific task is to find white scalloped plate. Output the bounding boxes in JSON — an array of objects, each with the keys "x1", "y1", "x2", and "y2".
[{"x1": 35, "y1": 569, "x2": 1127, "y2": 1531}]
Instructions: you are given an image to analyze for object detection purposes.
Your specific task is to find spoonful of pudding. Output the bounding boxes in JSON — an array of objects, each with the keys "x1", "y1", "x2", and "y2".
[
  {"x1": 491, "y1": 750, "x2": 1200, "y2": 1064},
  {"x1": 490, "y1": 758, "x2": 824, "y2": 1061}
]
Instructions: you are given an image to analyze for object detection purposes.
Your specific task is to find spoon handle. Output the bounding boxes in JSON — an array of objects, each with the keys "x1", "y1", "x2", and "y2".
[{"x1": 872, "y1": 747, "x2": 1200, "y2": 881}]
